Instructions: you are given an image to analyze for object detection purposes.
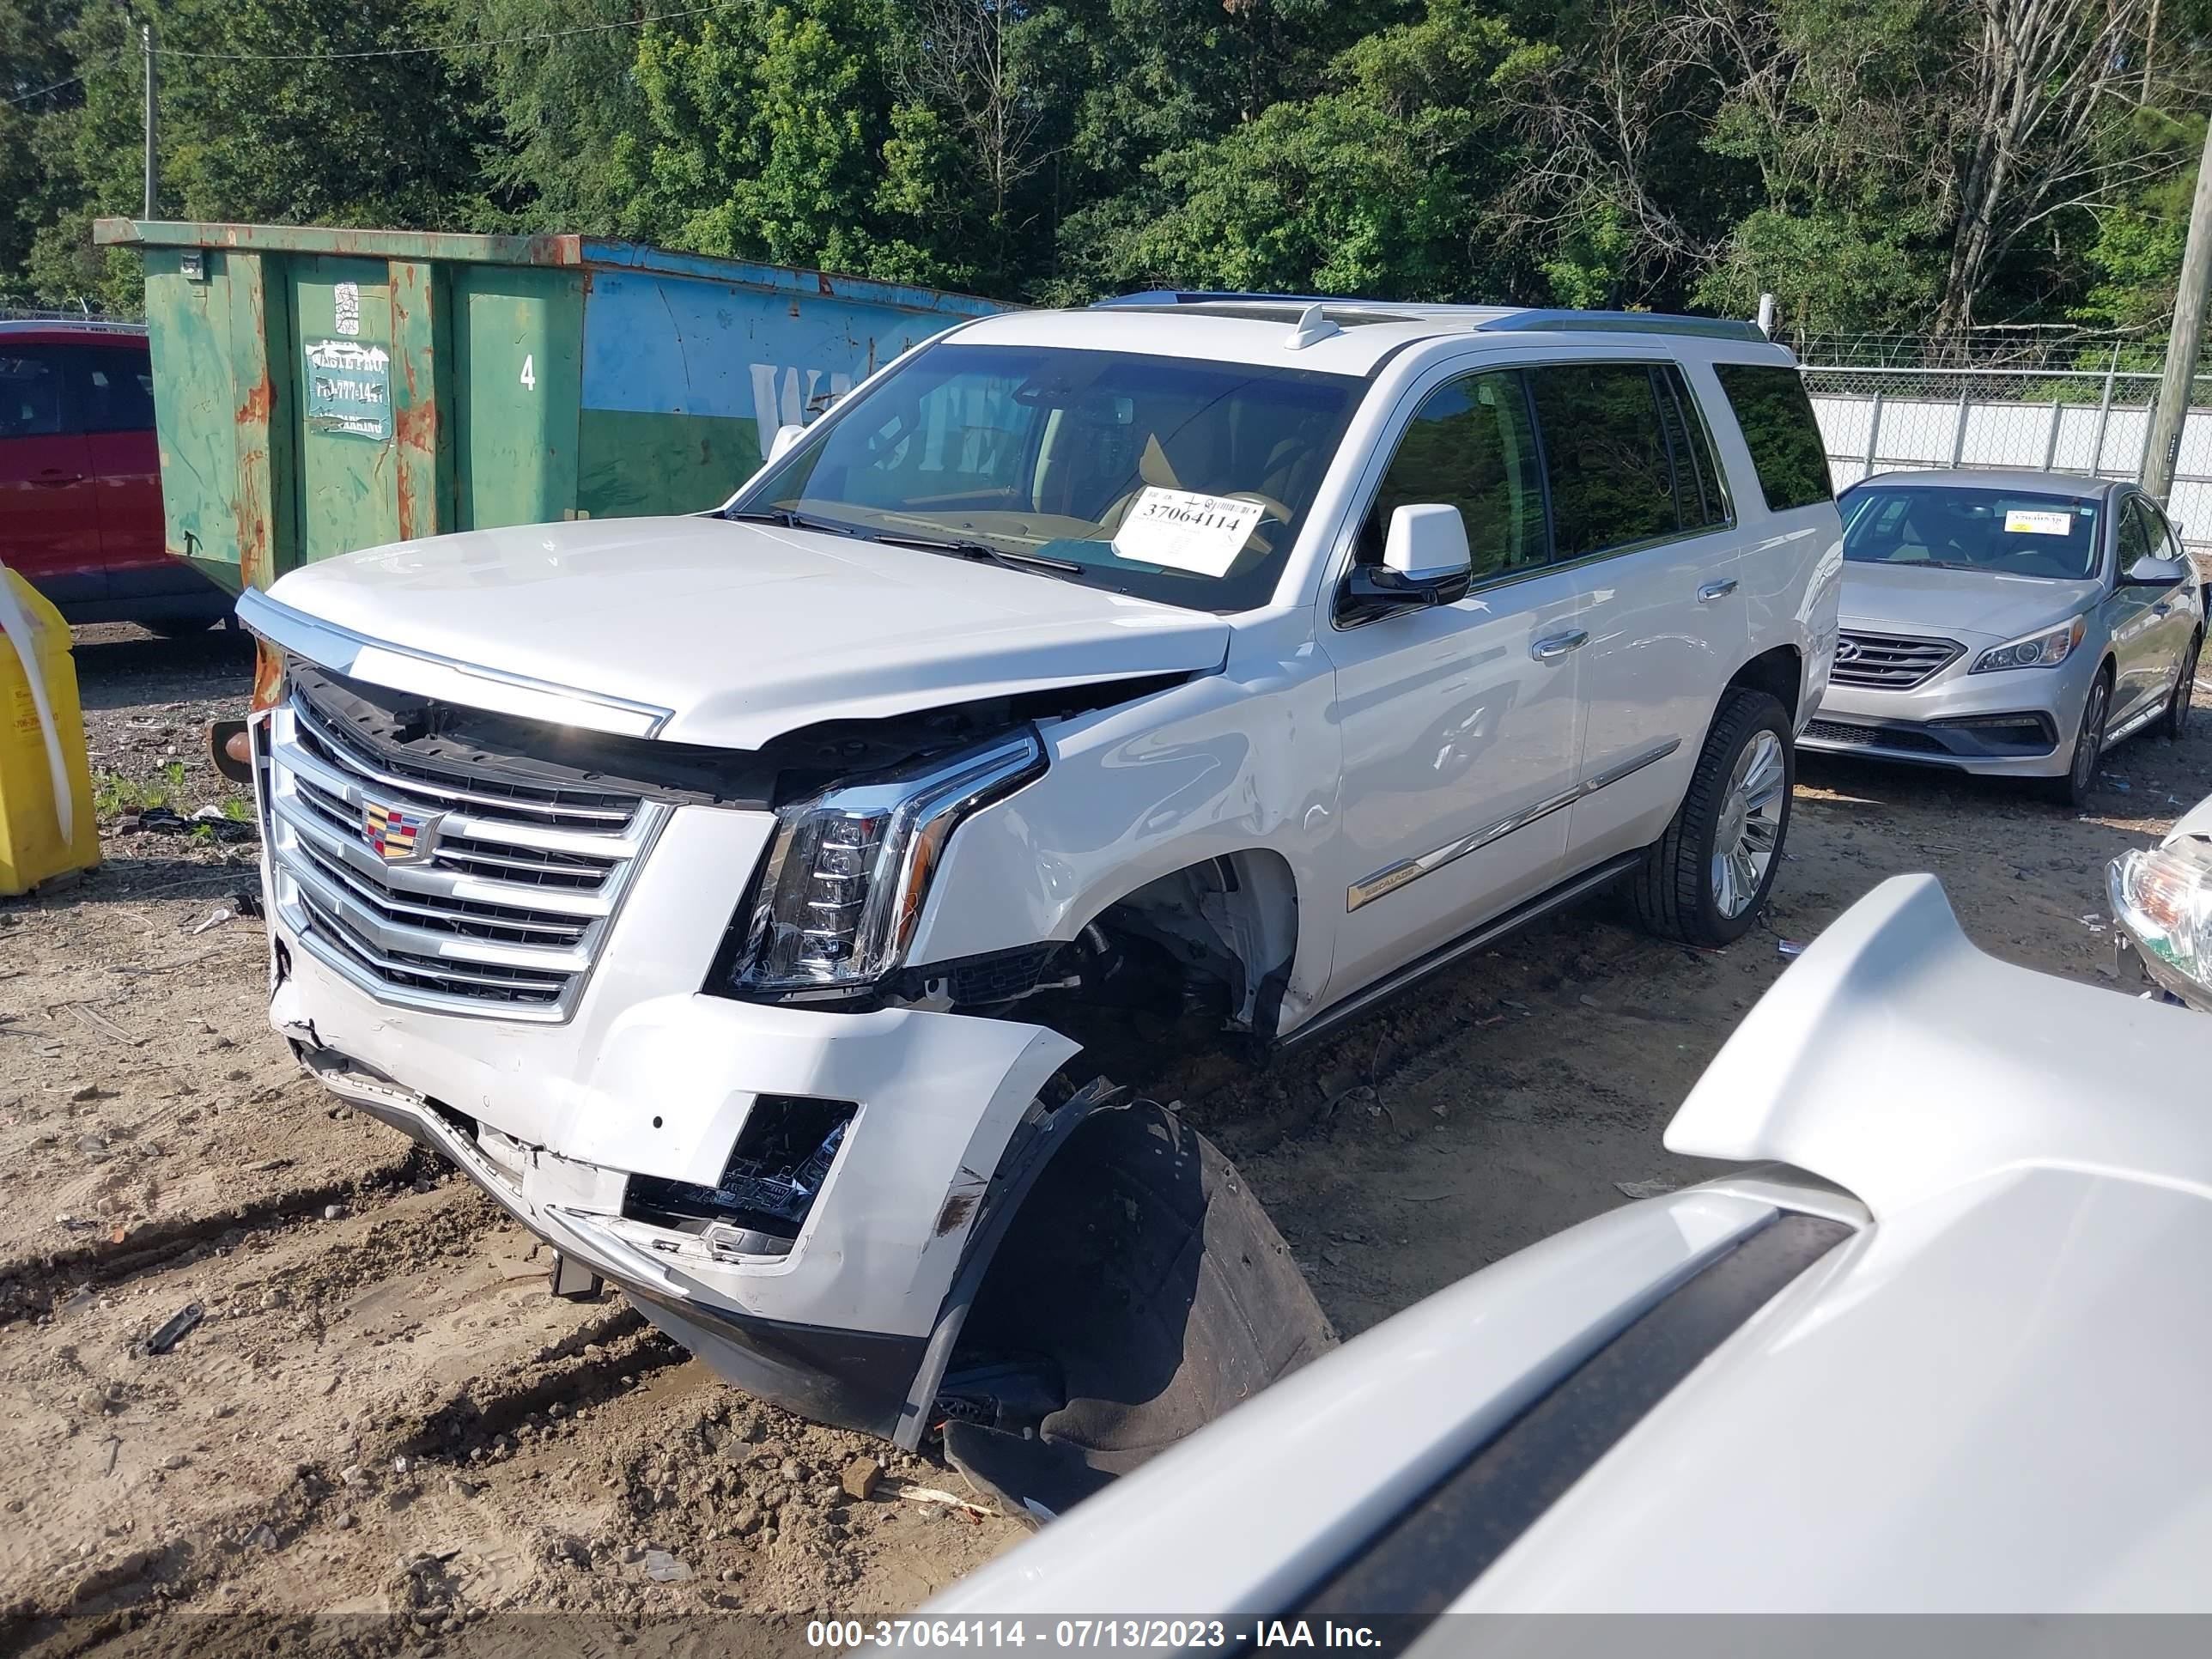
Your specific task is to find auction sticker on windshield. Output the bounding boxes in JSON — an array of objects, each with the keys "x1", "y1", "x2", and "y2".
[
  {"x1": 1112, "y1": 488, "x2": 1267, "y2": 577},
  {"x1": 2004, "y1": 508, "x2": 2075, "y2": 536}
]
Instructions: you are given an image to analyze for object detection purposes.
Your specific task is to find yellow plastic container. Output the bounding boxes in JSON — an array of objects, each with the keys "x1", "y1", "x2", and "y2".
[{"x1": 0, "y1": 567, "x2": 100, "y2": 896}]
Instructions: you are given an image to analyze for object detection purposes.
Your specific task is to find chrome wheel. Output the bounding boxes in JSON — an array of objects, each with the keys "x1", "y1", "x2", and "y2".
[{"x1": 1711, "y1": 729, "x2": 1786, "y2": 919}]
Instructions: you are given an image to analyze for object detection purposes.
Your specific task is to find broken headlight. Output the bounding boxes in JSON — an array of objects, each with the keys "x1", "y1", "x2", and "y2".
[
  {"x1": 734, "y1": 729, "x2": 1046, "y2": 996},
  {"x1": 2109, "y1": 839, "x2": 2212, "y2": 1009}
]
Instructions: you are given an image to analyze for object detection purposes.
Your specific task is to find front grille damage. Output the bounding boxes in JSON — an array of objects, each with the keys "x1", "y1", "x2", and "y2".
[{"x1": 623, "y1": 1095, "x2": 856, "y2": 1257}]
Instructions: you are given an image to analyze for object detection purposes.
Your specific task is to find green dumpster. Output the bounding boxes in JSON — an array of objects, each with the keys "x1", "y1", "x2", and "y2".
[{"x1": 91, "y1": 219, "x2": 1006, "y2": 594}]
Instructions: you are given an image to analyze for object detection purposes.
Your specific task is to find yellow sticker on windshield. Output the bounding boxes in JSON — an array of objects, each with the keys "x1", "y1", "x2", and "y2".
[
  {"x1": 1112, "y1": 488, "x2": 1267, "y2": 577},
  {"x1": 2004, "y1": 509, "x2": 2074, "y2": 537}
]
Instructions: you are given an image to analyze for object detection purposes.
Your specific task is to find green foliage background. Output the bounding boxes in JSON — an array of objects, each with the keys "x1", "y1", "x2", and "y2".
[{"x1": 3, "y1": 0, "x2": 2208, "y2": 345}]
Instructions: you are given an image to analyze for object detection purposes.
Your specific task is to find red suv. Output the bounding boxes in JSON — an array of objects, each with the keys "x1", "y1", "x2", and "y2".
[{"x1": 0, "y1": 319, "x2": 228, "y2": 634}]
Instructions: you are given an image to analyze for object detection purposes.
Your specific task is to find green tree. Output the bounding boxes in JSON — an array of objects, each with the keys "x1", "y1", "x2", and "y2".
[
  {"x1": 22, "y1": 0, "x2": 493, "y2": 310},
  {"x1": 1064, "y1": 0, "x2": 1535, "y2": 301},
  {"x1": 627, "y1": 0, "x2": 975, "y2": 284},
  {"x1": 434, "y1": 0, "x2": 657, "y2": 235}
]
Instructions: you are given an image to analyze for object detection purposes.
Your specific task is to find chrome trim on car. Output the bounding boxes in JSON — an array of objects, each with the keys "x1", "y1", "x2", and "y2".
[
  {"x1": 236, "y1": 586, "x2": 674, "y2": 739},
  {"x1": 1347, "y1": 738, "x2": 1682, "y2": 911},
  {"x1": 1827, "y1": 629, "x2": 1963, "y2": 690},
  {"x1": 264, "y1": 695, "x2": 668, "y2": 1021}
]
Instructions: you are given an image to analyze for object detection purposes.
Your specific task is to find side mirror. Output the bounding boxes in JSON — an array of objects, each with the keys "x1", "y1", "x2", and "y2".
[
  {"x1": 1385, "y1": 503, "x2": 1474, "y2": 584},
  {"x1": 1342, "y1": 505, "x2": 1474, "y2": 621},
  {"x1": 2123, "y1": 553, "x2": 2190, "y2": 588},
  {"x1": 767, "y1": 422, "x2": 806, "y2": 465}
]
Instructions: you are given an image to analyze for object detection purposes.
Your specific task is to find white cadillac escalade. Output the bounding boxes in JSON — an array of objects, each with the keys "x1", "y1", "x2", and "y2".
[{"x1": 236, "y1": 294, "x2": 1841, "y2": 1500}]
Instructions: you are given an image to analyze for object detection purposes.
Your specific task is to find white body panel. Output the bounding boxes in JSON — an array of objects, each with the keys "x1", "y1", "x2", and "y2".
[
  {"x1": 927, "y1": 1188, "x2": 1782, "y2": 1616},
  {"x1": 261, "y1": 514, "x2": 1230, "y2": 749},
  {"x1": 1316, "y1": 566, "x2": 1586, "y2": 1003},
  {"x1": 1563, "y1": 527, "x2": 1744, "y2": 864},
  {"x1": 930, "y1": 877, "x2": 2212, "y2": 1614}
]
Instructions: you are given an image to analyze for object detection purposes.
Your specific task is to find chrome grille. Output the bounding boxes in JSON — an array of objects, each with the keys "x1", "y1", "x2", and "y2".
[
  {"x1": 1830, "y1": 630, "x2": 1963, "y2": 690},
  {"x1": 265, "y1": 693, "x2": 665, "y2": 1020}
]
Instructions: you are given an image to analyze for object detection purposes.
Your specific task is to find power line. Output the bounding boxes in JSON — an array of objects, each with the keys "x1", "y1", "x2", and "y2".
[
  {"x1": 155, "y1": 3, "x2": 730, "y2": 62},
  {"x1": 3, "y1": 70, "x2": 88, "y2": 108}
]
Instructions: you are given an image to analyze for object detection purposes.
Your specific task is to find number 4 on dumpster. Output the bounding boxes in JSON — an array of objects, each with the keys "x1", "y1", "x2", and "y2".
[{"x1": 520, "y1": 354, "x2": 535, "y2": 391}]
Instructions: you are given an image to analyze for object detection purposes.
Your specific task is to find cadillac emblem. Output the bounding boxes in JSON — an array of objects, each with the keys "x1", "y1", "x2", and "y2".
[{"x1": 363, "y1": 802, "x2": 440, "y2": 863}]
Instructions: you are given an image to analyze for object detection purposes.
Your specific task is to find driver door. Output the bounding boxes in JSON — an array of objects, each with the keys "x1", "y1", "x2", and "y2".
[{"x1": 1317, "y1": 368, "x2": 1587, "y2": 1006}]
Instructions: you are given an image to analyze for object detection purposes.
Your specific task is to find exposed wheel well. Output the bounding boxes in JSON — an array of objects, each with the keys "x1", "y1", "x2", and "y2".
[{"x1": 1079, "y1": 850, "x2": 1301, "y2": 1032}]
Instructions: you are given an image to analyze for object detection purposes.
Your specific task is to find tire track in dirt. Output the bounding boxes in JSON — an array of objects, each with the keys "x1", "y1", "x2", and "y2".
[{"x1": 0, "y1": 1143, "x2": 441, "y2": 1325}]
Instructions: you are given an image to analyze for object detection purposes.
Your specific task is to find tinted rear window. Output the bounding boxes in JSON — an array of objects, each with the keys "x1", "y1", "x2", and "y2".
[
  {"x1": 71, "y1": 346, "x2": 156, "y2": 434},
  {"x1": 1714, "y1": 363, "x2": 1832, "y2": 512},
  {"x1": 1527, "y1": 363, "x2": 1678, "y2": 558}
]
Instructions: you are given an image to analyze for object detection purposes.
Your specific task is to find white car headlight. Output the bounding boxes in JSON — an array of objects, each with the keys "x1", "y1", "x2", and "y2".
[
  {"x1": 733, "y1": 729, "x2": 1045, "y2": 996},
  {"x1": 1970, "y1": 616, "x2": 2086, "y2": 673},
  {"x1": 2109, "y1": 841, "x2": 2212, "y2": 1005}
]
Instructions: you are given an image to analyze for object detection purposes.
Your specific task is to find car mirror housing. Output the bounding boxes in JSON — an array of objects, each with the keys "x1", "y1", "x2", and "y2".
[
  {"x1": 1341, "y1": 505, "x2": 1475, "y2": 622},
  {"x1": 768, "y1": 422, "x2": 807, "y2": 465},
  {"x1": 1384, "y1": 503, "x2": 1474, "y2": 586},
  {"x1": 2122, "y1": 552, "x2": 2191, "y2": 588}
]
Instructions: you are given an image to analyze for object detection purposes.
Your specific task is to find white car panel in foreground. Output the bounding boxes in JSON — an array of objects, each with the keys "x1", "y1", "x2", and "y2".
[{"x1": 930, "y1": 876, "x2": 2212, "y2": 1615}]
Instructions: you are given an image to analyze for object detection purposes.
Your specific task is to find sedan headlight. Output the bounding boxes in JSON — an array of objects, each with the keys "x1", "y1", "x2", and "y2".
[
  {"x1": 733, "y1": 729, "x2": 1046, "y2": 996},
  {"x1": 1970, "y1": 616, "x2": 2085, "y2": 673},
  {"x1": 2108, "y1": 841, "x2": 2212, "y2": 1007}
]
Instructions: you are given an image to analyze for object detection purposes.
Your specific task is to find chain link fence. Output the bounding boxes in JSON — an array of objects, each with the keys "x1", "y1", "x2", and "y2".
[{"x1": 1800, "y1": 359, "x2": 2212, "y2": 555}]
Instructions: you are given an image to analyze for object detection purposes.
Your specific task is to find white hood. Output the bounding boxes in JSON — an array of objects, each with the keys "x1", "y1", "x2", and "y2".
[{"x1": 261, "y1": 515, "x2": 1230, "y2": 747}]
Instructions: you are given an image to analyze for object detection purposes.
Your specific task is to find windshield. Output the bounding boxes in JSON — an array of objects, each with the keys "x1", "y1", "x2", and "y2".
[
  {"x1": 1840, "y1": 483, "x2": 2102, "y2": 580},
  {"x1": 729, "y1": 343, "x2": 1364, "y2": 611}
]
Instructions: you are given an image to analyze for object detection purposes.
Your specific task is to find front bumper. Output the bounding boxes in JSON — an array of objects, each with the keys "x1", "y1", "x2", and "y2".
[
  {"x1": 1804, "y1": 647, "x2": 2094, "y2": 778},
  {"x1": 264, "y1": 837, "x2": 1078, "y2": 1441}
]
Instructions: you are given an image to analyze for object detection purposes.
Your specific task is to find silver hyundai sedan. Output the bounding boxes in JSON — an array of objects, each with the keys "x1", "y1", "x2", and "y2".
[{"x1": 1802, "y1": 470, "x2": 2204, "y2": 805}]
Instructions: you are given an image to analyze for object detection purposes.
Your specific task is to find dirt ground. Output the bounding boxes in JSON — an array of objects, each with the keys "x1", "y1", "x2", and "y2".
[{"x1": 4, "y1": 622, "x2": 2208, "y2": 1656}]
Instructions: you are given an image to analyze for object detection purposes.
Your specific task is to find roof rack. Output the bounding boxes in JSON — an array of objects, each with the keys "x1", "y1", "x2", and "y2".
[
  {"x1": 1089, "y1": 290, "x2": 1766, "y2": 343},
  {"x1": 1475, "y1": 308, "x2": 1766, "y2": 343},
  {"x1": 1091, "y1": 289, "x2": 1344, "y2": 309}
]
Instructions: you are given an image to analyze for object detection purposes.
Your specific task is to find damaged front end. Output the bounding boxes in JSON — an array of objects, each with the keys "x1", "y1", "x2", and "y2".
[{"x1": 248, "y1": 640, "x2": 1332, "y2": 1513}]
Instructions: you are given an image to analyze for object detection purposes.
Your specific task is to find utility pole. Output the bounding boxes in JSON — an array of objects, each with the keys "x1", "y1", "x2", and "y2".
[
  {"x1": 141, "y1": 22, "x2": 156, "y2": 221},
  {"x1": 2143, "y1": 117, "x2": 2212, "y2": 501}
]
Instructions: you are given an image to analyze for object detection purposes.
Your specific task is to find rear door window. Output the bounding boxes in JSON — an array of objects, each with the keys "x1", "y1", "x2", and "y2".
[
  {"x1": 1656, "y1": 364, "x2": 1728, "y2": 531},
  {"x1": 1527, "y1": 363, "x2": 1678, "y2": 559},
  {"x1": 1712, "y1": 362, "x2": 1833, "y2": 512},
  {"x1": 70, "y1": 347, "x2": 157, "y2": 434},
  {"x1": 0, "y1": 349, "x2": 64, "y2": 438}
]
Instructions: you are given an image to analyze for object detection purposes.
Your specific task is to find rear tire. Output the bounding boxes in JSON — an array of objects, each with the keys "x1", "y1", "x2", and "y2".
[
  {"x1": 1631, "y1": 688, "x2": 1794, "y2": 947},
  {"x1": 2161, "y1": 630, "x2": 2201, "y2": 743},
  {"x1": 2045, "y1": 667, "x2": 2111, "y2": 808}
]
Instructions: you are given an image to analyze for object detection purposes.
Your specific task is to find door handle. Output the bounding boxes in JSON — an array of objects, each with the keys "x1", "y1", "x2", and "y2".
[
  {"x1": 1697, "y1": 578, "x2": 1739, "y2": 603},
  {"x1": 2153, "y1": 601, "x2": 2172, "y2": 616},
  {"x1": 1531, "y1": 629, "x2": 1589, "y2": 663},
  {"x1": 29, "y1": 471, "x2": 85, "y2": 488}
]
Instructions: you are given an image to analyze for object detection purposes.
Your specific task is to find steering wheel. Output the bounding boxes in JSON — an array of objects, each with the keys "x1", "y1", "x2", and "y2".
[{"x1": 1223, "y1": 489, "x2": 1295, "y2": 525}]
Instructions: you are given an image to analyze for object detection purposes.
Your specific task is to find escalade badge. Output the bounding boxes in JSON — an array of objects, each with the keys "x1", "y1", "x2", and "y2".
[{"x1": 364, "y1": 802, "x2": 441, "y2": 863}]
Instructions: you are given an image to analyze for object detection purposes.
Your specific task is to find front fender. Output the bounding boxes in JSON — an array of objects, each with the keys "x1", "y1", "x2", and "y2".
[{"x1": 908, "y1": 668, "x2": 1340, "y2": 1030}]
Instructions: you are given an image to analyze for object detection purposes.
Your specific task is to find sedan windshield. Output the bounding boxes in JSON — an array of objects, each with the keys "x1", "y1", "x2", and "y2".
[
  {"x1": 1841, "y1": 483, "x2": 2101, "y2": 580},
  {"x1": 728, "y1": 343, "x2": 1363, "y2": 611}
]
